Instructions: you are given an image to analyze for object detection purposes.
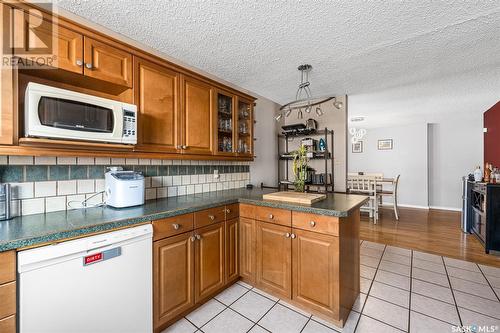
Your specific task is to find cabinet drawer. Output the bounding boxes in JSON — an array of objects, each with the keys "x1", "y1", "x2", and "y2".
[
  {"x1": 0, "y1": 315, "x2": 15, "y2": 333},
  {"x1": 292, "y1": 212, "x2": 339, "y2": 236},
  {"x1": 194, "y1": 207, "x2": 225, "y2": 229},
  {"x1": 0, "y1": 251, "x2": 15, "y2": 284},
  {"x1": 254, "y1": 206, "x2": 291, "y2": 226},
  {"x1": 239, "y1": 204, "x2": 254, "y2": 218},
  {"x1": 153, "y1": 214, "x2": 194, "y2": 241},
  {"x1": 0, "y1": 282, "x2": 16, "y2": 319},
  {"x1": 225, "y1": 204, "x2": 239, "y2": 220}
]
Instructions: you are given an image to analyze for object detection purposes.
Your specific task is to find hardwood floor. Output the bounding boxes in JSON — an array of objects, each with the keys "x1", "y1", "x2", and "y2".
[{"x1": 360, "y1": 206, "x2": 500, "y2": 268}]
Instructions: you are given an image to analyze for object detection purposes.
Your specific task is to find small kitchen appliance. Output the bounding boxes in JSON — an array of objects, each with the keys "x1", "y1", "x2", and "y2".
[
  {"x1": 0, "y1": 184, "x2": 12, "y2": 220},
  {"x1": 105, "y1": 167, "x2": 145, "y2": 208}
]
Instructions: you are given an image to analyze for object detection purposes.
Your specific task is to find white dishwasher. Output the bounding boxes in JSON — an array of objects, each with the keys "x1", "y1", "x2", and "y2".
[{"x1": 18, "y1": 224, "x2": 153, "y2": 333}]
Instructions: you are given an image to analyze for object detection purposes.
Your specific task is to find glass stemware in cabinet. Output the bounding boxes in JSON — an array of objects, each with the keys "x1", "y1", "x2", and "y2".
[
  {"x1": 238, "y1": 100, "x2": 251, "y2": 154},
  {"x1": 218, "y1": 93, "x2": 233, "y2": 153}
]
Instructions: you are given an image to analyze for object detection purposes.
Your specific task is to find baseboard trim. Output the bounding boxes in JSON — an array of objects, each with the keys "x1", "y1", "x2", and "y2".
[
  {"x1": 429, "y1": 206, "x2": 462, "y2": 212},
  {"x1": 380, "y1": 204, "x2": 430, "y2": 210}
]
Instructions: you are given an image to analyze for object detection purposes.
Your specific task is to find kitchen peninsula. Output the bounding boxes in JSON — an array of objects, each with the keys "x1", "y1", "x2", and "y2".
[{"x1": 0, "y1": 189, "x2": 367, "y2": 331}]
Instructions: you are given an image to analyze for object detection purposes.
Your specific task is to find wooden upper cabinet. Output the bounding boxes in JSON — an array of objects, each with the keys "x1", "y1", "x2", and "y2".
[
  {"x1": 256, "y1": 221, "x2": 292, "y2": 299},
  {"x1": 153, "y1": 232, "x2": 194, "y2": 329},
  {"x1": 181, "y1": 75, "x2": 214, "y2": 155},
  {"x1": 83, "y1": 37, "x2": 133, "y2": 87},
  {"x1": 236, "y1": 97, "x2": 253, "y2": 157},
  {"x1": 136, "y1": 58, "x2": 180, "y2": 152},
  {"x1": 215, "y1": 90, "x2": 236, "y2": 156},
  {"x1": 12, "y1": 9, "x2": 83, "y2": 74},
  {"x1": 292, "y1": 229, "x2": 339, "y2": 318},
  {"x1": 225, "y1": 218, "x2": 239, "y2": 284},
  {"x1": 194, "y1": 222, "x2": 225, "y2": 302}
]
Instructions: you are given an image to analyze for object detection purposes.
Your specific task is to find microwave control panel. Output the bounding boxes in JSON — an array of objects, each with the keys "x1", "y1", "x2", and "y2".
[{"x1": 122, "y1": 109, "x2": 137, "y2": 144}]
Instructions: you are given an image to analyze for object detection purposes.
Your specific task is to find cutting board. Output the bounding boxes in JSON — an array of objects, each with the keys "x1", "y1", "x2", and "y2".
[{"x1": 262, "y1": 191, "x2": 327, "y2": 205}]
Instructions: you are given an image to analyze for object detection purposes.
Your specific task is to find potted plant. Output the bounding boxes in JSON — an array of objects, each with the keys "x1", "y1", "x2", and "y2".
[{"x1": 292, "y1": 144, "x2": 309, "y2": 192}]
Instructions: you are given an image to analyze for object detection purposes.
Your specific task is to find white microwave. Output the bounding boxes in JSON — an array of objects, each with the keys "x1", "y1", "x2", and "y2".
[{"x1": 25, "y1": 82, "x2": 137, "y2": 145}]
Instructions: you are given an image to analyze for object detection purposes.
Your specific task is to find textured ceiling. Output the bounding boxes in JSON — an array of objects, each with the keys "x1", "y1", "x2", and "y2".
[{"x1": 55, "y1": 0, "x2": 500, "y2": 126}]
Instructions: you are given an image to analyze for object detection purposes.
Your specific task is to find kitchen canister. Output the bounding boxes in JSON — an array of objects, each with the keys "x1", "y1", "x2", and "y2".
[{"x1": 0, "y1": 183, "x2": 12, "y2": 220}]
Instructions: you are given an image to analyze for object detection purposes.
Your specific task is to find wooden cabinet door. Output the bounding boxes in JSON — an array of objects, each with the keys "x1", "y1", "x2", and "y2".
[
  {"x1": 225, "y1": 218, "x2": 239, "y2": 284},
  {"x1": 292, "y1": 229, "x2": 339, "y2": 317},
  {"x1": 181, "y1": 75, "x2": 214, "y2": 155},
  {"x1": 12, "y1": 9, "x2": 83, "y2": 74},
  {"x1": 0, "y1": 4, "x2": 15, "y2": 145},
  {"x1": 153, "y1": 232, "x2": 195, "y2": 329},
  {"x1": 239, "y1": 217, "x2": 255, "y2": 284},
  {"x1": 236, "y1": 96, "x2": 253, "y2": 157},
  {"x1": 136, "y1": 58, "x2": 180, "y2": 152},
  {"x1": 83, "y1": 37, "x2": 133, "y2": 87},
  {"x1": 256, "y1": 221, "x2": 292, "y2": 299},
  {"x1": 194, "y1": 222, "x2": 225, "y2": 302}
]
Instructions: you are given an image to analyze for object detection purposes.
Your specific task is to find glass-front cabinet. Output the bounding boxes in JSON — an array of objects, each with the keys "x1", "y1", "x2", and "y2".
[
  {"x1": 216, "y1": 91, "x2": 235, "y2": 155},
  {"x1": 236, "y1": 98, "x2": 253, "y2": 157}
]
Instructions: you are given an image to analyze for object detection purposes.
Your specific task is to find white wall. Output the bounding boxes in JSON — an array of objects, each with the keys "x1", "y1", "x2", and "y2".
[
  {"x1": 348, "y1": 123, "x2": 428, "y2": 208},
  {"x1": 249, "y1": 95, "x2": 280, "y2": 187},
  {"x1": 428, "y1": 115, "x2": 483, "y2": 210}
]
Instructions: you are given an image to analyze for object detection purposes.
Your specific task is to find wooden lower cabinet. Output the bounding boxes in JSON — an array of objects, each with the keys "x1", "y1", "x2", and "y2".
[
  {"x1": 256, "y1": 221, "x2": 292, "y2": 299},
  {"x1": 194, "y1": 222, "x2": 225, "y2": 303},
  {"x1": 225, "y1": 218, "x2": 239, "y2": 284},
  {"x1": 239, "y1": 217, "x2": 255, "y2": 284},
  {"x1": 153, "y1": 232, "x2": 195, "y2": 330},
  {"x1": 292, "y1": 229, "x2": 339, "y2": 318}
]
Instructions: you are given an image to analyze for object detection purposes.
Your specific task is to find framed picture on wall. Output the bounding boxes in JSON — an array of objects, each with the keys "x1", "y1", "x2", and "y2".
[
  {"x1": 378, "y1": 139, "x2": 393, "y2": 150},
  {"x1": 352, "y1": 141, "x2": 363, "y2": 153}
]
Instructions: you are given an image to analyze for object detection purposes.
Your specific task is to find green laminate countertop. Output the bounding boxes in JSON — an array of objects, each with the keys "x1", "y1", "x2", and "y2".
[{"x1": 0, "y1": 189, "x2": 368, "y2": 252}]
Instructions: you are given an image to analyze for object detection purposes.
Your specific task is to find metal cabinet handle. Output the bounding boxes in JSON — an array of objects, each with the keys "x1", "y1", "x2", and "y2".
[
  {"x1": 208, "y1": 215, "x2": 215, "y2": 221},
  {"x1": 195, "y1": 234, "x2": 201, "y2": 240},
  {"x1": 176, "y1": 145, "x2": 182, "y2": 149},
  {"x1": 172, "y1": 223, "x2": 180, "y2": 230},
  {"x1": 85, "y1": 63, "x2": 93, "y2": 69},
  {"x1": 285, "y1": 232, "x2": 290, "y2": 238},
  {"x1": 291, "y1": 233, "x2": 296, "y2": 239},
  {"x1": 269, "y1": 214, "x2": 274, "y2": 219},
  {"x1": 225, "y1": 208, "x2": 231, "y2": 214},
  {"x1": 76, "y1": 59, "x2": 83, "y2": 66},
  {"x1": 310, "y1": 221, "x2": 316, "y2": 227},
  {"x1": 182, "y1": 145, "x2": 188, "y2": 149},
  {"x1": 190, "y1": 236, "x2": 196, "y2": 242}
]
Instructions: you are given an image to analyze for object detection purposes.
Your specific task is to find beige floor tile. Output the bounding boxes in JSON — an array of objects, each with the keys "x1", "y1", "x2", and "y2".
[
  {"x1": 302, "y1": 320, "x2": 338, "y2": 333},
  {"x1": 201, "y1": 308, "x2": 253, "y2": 333},
  {"x1": 411, "y1": 279, "x2": 455, "y2": 304},
  {"x1": 369, "y1": 281, "x2": 410, "y2": 308},
  {"x1": 443, "y1": 257, "x2": 480, "y2": 272},
  {"x1": 360, "y1": 277, "x2": 372, "y2": 294},
  {"x1": 486, "y1": 274, "x2": 500, "y2": 289},
  {"x1": 352, "y1": 293, "x2": 367, "y2": 313},
  {"x1": 362, "y1": 296, "x2": 409, "y2": 331},
  {"x1": 360, "y1": 264, "x2": 376, "y2": 280},
  {"x1": 412, "y1": 258, "x2": 446, "y2": 274},
  {"x1": 186, "y1": 299, "x2": 226, "y2": 327},
  {"x1": 248, "y1": 325, "x2": 268, "y2": 333},
  {"x1": 230, "y1": 290, "x2": 276, "y2": 322},
  {"x1": 379, "y1": 260, "x2": 411, "y2": 276},
  {"x1": 412, "y1": 267, "x2": 450, "y2": 287},
  {"x1": 355, "y1": 314, "x2": 404, "y2": 332},
  {"x1": 385, "y1": 245, "x2": 411, "y2": 257},
  {"x1": 161, "y1": 318, "x2": 197, "y2": 333},
  {"x1": 214, "y1": 283, "x2": 249, "y2": 305},
  {"x1": 450, "y1": 277, "x2": 498, "y2": 300},
  {"x1": 278, "y1": 299, "x2": 311, "y2": 317},
  {"x1": 412, "y1": 250, "x2": 443, "y2": 264},
  {"x1": 361, "y1": 241, "x2": 386, "y2": 251},
  {"x1": 313, "y1": 310, "x2": 360, "y2": 333},
  {"x1": 382, "y1": 252, "x2": 411, "y2": 266},
  {"x1": 258, "y1": 304, "x2": 309, "y2": 333},
  {"x1": 480, "y1": 264, "x2": 500, "y2": 278},
  {"x1": 454, "y1": 290, "x2": 500, "y2": 319},
  {"x1": 361, "y1": 255, "x2": 381, "y2": 268},
  {"x1": 409, "y1": 311, "x2": 454, "y2": 333},
  {"x1": 410, "y1": 293, "x2": 460, "y2": 325},
  {"x1": 459, "y1": 307, "x2": 500, "y2": 327},
  {"x1": 253, "y1": 287, "x2": 279, "y2": 302},
  {"x1": 375, "y1": 270, "x2": 410, "y2": 290},
  {"x1": 360, "y1": 247, "x2": 384, "y2": 259},
  {"x1": 446, "y1": 266, "x2": 488, "y2": 284},
  {"x1": 236, "y1": 280, "x2": 253, "y2": 289}
]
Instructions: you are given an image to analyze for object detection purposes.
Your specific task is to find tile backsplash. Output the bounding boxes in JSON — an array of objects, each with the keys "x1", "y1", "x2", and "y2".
[{"x1": 0, "y1": 156, "x2": 250, "y2": 217}]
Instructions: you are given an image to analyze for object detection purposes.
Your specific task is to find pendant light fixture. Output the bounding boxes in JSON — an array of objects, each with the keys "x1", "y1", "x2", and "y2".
[{"x1": 275, "y1": 64, "x2": 343, "y2": 121}]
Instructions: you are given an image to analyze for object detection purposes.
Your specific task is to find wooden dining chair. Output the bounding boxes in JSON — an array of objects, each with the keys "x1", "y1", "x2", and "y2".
[
  {"x1": 347, "y1": 175, "x2": 378, "y2": 223},
  {"x1": 377, "y1": 175, "x2": 400, "y2": 220}
]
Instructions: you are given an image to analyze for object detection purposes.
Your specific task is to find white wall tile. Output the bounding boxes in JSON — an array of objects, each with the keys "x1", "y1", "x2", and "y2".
[
  {"x1": 21, "y1": 198, "x2": 45, "y2": 215},
  {"x1": 181, "y1": 160, "x2": 191, "y2": 165},
  {"x1": 35, "y1": 156, "x2": 56, "y2": 165},
  {"x1": 111, "y1": 158, "x2": 125, "y2": 165},
  {"x1": 198, "y1": 174, "x2": 206, "y2": 183},
  {"x1": 162, "y1": 160, "x2": 173, "y2": 165},
  {"x1": 191, "y1": 160, "x2": 199, "y2": 165},
  {"x1": 9, "y1": 156, "x2": 33, "y2": 165},
  {"x1": 167, "y1": 186, "x2": 177, "y2": 197},
  {"x1": 77, "y1": 179, "x2": 95, "y2": 194},
  {"x1": 139, "y1": 159, "x2": 151, "y2": 165},
  {"x1": 190, "y1": 175, "x2": 199, "y2": 184},
  {"x1": 85, "y1": 193, "x2": 104, "y2": 206},
  {"x1": 0, "y1": 156, "x2": 7, "y2": 165},
  {"x1": 45, "y1": 196, "x2": 66, "y2": 212},
  {"x1": 77, "y1": 157, "x2": 95, "y2": 165},
  {"x1": 95, "y1": 179, "x2": 105, "y2": 192},
  {"x1": 187, "y1": 185, "x2": 195, "y2": 195},
  {"x1": 157, "y1": 187, "x2": 168, "y2": 198},
  {"x1": 11, "y1": 182, "x2": 34, "y2": 199},
  {"x1": 151, "y1": 159, "x2": 162, "y2": 165},
  {"x1": 144, "y1": 177, "x2": 152, "y2": 188},
  {"x1": 57, "y1": 157, "x2": 76, "y2": 165},
  {"x1": 151, "y1": 176, "x2": 162, "y2": 188},
  {"x1": 126, "y1": 158, "x2": 139, "y2": 165},
  {"x1": 145, "y1": 188, "x2": 157, "y2": 200},
  {"x1": 172, "y1": 176, "x2": 182, "y2": 186},
  {"x1": 172, "y1": 160, "x2": 182, "y2": 165},
  {"x1": 163, "y1": 176, "x2": 173, "y2": 186},
  {"x1": 210, "y1": 183, "x2": 217, "y2": 192},
  {"x1": 202, "y1": 184, "x2": 210, "y2": 193},
  {"x1": 10, "y1": 199, "x2": 21, "y2": 217},
  {"x1": 95, "y1": 157, "x2": 111, "y2": 165},
  {"x1": 58, "y1": 180, "x2": 77, "y2": 195},
  {"x1": 195, "y1": 184, "x2": 203, "y2": 194},
  {"x1": 35, "y1": 181, "x2": 56, "y2": 197},
  {"x1": 66, "y1": 194, "x2": 86, "y2": 209},
  {"x1": 181, "y1": 175, "x2": 191, "y2": 185},
  {"x1": 177, "y1": 185, "x2": 187, "y2": 196},
  {"x1": 206, "y1": 174, "x2": 214, "y2": 183},
  {"x1": 217, "y1": 182, "x2": 223, "y2": 191}
]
